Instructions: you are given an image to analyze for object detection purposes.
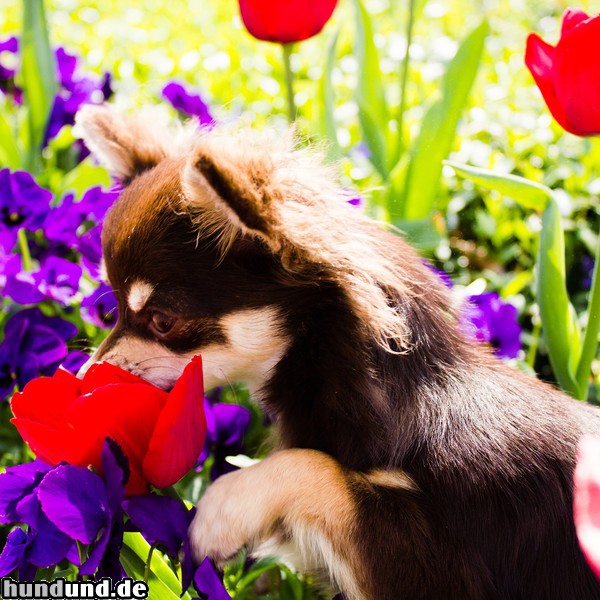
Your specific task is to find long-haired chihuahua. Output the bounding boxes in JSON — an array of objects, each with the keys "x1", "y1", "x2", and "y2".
[{"x1": 76, "y1": 105, "x2": 600, "y2": 599}]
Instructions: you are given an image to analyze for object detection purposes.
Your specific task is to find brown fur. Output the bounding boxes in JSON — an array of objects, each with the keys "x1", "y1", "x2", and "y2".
[{"x1": 76, "y1": 105, "x2": 600, "y2": 599}]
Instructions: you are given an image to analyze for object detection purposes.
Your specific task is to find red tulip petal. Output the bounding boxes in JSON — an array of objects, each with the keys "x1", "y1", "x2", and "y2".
[
  {"x1": 554, "y1": 15, "x2": 600, "y2": 136},
  {"x1": 561, "y1": 8, "x2": 590, "y2": 36},
  {"x1": 525, "y1": 34, "x2": 573, "y2": 133},
  {"x1": 143, "y1": 356, "x2": 206, "y2": 489},
  {"x1": 81, "y1": 361, "x2": 149, "y2": 394},
  {"x1": 69, "y1": 383, "x2": 167, "y2": 475},
  {"x1": 10, "y1": 417, "x2": 99, "y2": 466},
  {"x1": 10, "y1": 368, "x2": 81, "y2": 427},
  {"x1": 574, "y1": 435, "x2": 600, "y2": 579}
]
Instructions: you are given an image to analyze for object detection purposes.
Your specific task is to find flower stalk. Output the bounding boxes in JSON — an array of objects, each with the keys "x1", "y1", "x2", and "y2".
[
  {"x1": 576, "y1": 231, "x2": 600, "y2": 399},
  {"x1": 17, "y1": 228, "x2": 32, "y2": 271},
  {"x1": 282, "y1": 43, "x2": 297, "y2": 122}
]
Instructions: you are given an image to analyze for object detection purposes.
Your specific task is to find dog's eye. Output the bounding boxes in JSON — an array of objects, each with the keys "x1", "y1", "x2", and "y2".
[{"x1": 148, "y1": 311, "x2": 177, "y2": 337}]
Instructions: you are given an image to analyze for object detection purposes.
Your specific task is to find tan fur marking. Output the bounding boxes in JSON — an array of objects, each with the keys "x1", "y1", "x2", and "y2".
[
  {"x1": 127, "y1": 280, "x2": 154, "y2": 313},
  {"x1": 365, "y1": 469, "x2": 418, "y2": 491}
]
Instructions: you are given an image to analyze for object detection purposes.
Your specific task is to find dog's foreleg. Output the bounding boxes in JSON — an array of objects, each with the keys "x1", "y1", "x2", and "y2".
[{"x1": 188, "y1": 449, "x2": 430, "y2": 600}]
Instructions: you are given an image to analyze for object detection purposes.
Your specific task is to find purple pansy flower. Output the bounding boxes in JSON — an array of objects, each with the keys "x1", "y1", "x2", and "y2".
[
  {"x1": 44, "y1": 46, "x2": 113, "y2": 147},
  {"x1": 424, "y1": 264, "x2": 520, "y2": 359},
  {"x1": 43, "y1": 193, "x2": 85, "y2": 248},
  {"x1": 4, "y1": 256, "x2": 82, "y2": 305},
  {"x1": 34, "y1": 256, "x2": 82, "y2": 304},
  {"x1": 0, "y1": 460, "x2": 74, "y2": 578},
  {"x1": 0, "y1": 169, "x2": 52, "y2": 246},
  {"x1": 44, "y1": 187, "x2": 119, "y2": 250},
  {"x1": 0, "y1": 439, "x2": 128, "y2": 580},
  {"x1": 124, "y1": 495, "x2": 232, "y2": 598},
  {"x1": 162, "y1": 81, "x2": 214, "y2": 125},
  {"x1": 198, "y1": 392, "x2": 251, "y2": 480},
  {"x1": 0, "y1": 308, "x2": 77, "y2": 401},
  {"x1": 81, "y1": 283, "x2": 118, "y2": 328},
  {"x1": 463, "y1": 292, "x2": 522, "y2": 359}
]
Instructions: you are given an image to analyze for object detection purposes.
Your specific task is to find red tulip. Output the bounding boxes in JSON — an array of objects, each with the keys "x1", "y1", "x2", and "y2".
[
  {"x1": 526, "y1": 9, "x2": 600, "y2": 136},
  {"x1": 238, "y1": 0, "x2": 338, "y2": 44},
  {"x1": 11, "y1": 357, "x2": 206, "y2": 496},
  {"x1": 574, "y1": 435, "x2": 600, "y2": 579}
]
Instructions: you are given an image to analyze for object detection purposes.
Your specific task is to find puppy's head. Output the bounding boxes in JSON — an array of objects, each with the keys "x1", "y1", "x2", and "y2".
[{"x1": 76, "y1": 106, "x2": 422, "y2": 394}]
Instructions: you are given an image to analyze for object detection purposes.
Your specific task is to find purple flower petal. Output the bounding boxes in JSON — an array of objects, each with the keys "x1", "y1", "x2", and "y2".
[
  {"x1": 463, "y1": 292, "x2": 522, "y2": 359},
  {"x1": 162, "y1": 82, "x2": 214, "y2": 125},
  {"x1": 0, "y1": 528, "x2": 29, "y2": 577},
  {"x1": 102, "y1": 438, "x2": 129, "y2": 514},
  {"x1": 3, "y1": 270, "x2": 46, "y2": 304},
  {"x1": 78, "y1": 187, "x2": 119, "y2": 223},
  {"x1": 194, "y1": 558, "x2": 232, "y2": 600},
  {"x1": 0, "y1": 460, "x2": 51, "y2": 524},
  {"x1": 81, "y1": 284, "x2": 119, "y2": 328},
  {"x1": 0, "y1": 169, "x2": 52, "y2": 234},
  {"x1": 78, "y1": 224, "x2": 103, "y2": 280},
  {"x1": 37, "y1": 465, "x2": 110, "y2": 544},
  {"x1": 199, "y1": 398, "x2": 251, "y2": 480},
  {"x1": 26, "y1": 510, "x2": 75, "y2": 567},
  {"x1": 61, "y1": 350, "x2": 90, "y2": 374},
  {"x1": 124, "y1": 495, "x2": 191, "y2": 557},
  {"x1": 0, "y1": 37, "x2": 18, "y2": 54},
  {"x1": 124, "y1": 494, "x2": 194, "y2": 590},
  {"x1": 79, "y1": 440, "x2": 128, "y2": 577}
]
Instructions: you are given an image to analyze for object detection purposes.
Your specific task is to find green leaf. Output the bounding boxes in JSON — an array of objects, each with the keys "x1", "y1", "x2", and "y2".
[
  {"x1": 352, "y1": 0, "x2": 390, "y2": 179},
  {"x1": 444, "y1": 161, "x2": 552, "y2": 211},
  {"x1": 235, "y1": 556, "x2": 281, "y2": 591},
  {"x1": 318, "y1": 27, "x2": 342, "y2": 160},
  {"x1": 501, "y1": 271, "x2": 533, "y2": 298},
  {"x1": 399, "y1": 20, "x2": 488, "y2": 220},
  {"x1": 20, "y1": 0, "x2": 57, "y2": 173},
  {"x1": 0, "y1": 108, "x2": 21, "y2": 169},
  {"x1": 537, "y1": 198, "x2": 582, "y2": 397},
  {"x1": 393, "y1": 215, "x2": 446, "y2": 252},
  {"x1": 121, "y1": 532, "x2": 193, "y2": 600},
  {"x1": 59, "y1": 159, "x2": 112, "y2": 197}
]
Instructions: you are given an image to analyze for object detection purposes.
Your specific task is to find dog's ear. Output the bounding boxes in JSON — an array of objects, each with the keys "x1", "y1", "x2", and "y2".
[
  {"x1": 182, "y1": 144, "x2": 282, "y2": 250},
  {"x1": 75, "y1": 105, "x2": 172, "y2": 184}
]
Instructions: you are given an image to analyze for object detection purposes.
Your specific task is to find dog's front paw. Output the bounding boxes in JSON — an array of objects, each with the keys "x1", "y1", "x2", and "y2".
[{"x1": 188, "y1": 466, "x2": 277, "y2": 565}]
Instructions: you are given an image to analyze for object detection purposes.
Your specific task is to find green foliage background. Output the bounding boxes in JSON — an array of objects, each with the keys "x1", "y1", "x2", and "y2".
[{"x1": 5, "y1": 0, "x2": 597, "y2": 383}]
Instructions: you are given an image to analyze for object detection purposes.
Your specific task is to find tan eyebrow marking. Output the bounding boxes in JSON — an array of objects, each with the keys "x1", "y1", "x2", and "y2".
[{"x1": 127, "y1": 280, "x2": 154, "y2": 313}]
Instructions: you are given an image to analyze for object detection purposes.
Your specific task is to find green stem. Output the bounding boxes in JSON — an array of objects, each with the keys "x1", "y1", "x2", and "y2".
[
  {"x1": 144, "y1": 543, "x2": 159, "y2": 583},
  {"x1": 18, "y1": 228, "x2": 32, "y2": 271},
  {"x1": 395, "y1": 0, "x2": 416, "y2": 161},
  {"x1": 281, "y1": 43, "x2": 297, "y2": 122},
  {"x1": 526, "y1": 319, "x2": 542, "y2": 369},
  {"x1": 575, "y1": 229, "x2": 600, "y2": 399},
  {"x1": 160, "y1": 484, "x2": 185, "y2": 505}
]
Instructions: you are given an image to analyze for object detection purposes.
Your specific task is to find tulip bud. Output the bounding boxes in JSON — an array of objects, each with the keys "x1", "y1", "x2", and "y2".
[
  {"x1": 238, "y1": 0, "x2": 338, "y2": 44},
  {"x1": 526, "y1": 9, "x2": 600, "y2": 136}
]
